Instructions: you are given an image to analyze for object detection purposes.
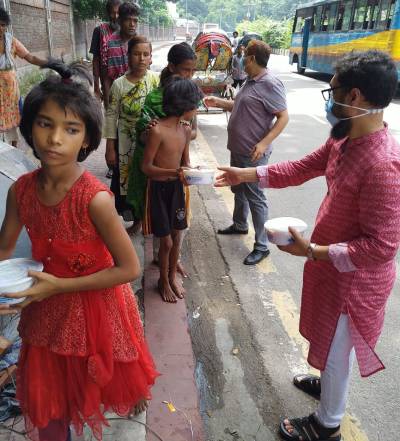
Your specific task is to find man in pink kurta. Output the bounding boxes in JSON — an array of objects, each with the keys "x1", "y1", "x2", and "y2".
[{"x1": 215, "y1": 51, "x2": 400, "y2": 441}]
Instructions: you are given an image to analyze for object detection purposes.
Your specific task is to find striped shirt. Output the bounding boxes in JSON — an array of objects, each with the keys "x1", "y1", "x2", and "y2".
[{"x1": 106, "y1": 32, "x2": 129, "y2": 81}]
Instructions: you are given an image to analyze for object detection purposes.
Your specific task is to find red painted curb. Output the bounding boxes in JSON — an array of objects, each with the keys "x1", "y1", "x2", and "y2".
[{"x1": 143, "y1": 237, "x2": 204, "y2": 441}]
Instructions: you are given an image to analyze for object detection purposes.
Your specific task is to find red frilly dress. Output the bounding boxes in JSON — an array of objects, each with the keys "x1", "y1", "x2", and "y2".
[{"x1": 14, "y1": 170, "x2": 158, "y2": 440}]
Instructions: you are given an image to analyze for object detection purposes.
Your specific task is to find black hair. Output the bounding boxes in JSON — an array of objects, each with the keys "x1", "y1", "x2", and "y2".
[
  {"x1": 160, "y1": 42, "x2": 196, "y2": 87},
  {"x1": 0, "y1": 7, "x2": 11, "y2": 25},
  {"x1": 128, "y1": 35, "x2": 152, "y2": 54},
  {"x1": 20, "y1": 62, "x2": 103, "y2": 162},
  {"x1": 162, "y1": 77, "x2": 203, "y2": 117},
  {"x1": 233, "y1": 31, "x2": 238, "y2": 36},
  {"x1": 118, "y1": 2, "x2": 140, "y2": 20},
  {"x1": 246, "y1": 40, "x2": 271, "y2": 67},
  {"x1": 106, "y1": 0, "x2": 121, "y2": 15},
  {"x1": 335, "y1": 50, "x2": 398, "y2": 108}
]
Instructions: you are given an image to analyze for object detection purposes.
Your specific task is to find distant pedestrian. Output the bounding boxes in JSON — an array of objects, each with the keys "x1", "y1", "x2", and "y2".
[
  {"x1": 204, "y1": 40, "x2": 288, "y2": 266},
  {"x1": 0, "y1": 7, "x2": 48, "y2": 147},
  {"x1": 141, "y1": 77, "x2": 203, "y2": 303},
  {"x1": 214, "y1": 50, "x2": 400, "y2": 441},
  {"x1": 104, "y1": 36, "x2": 159, "y2": 231},
  {"x1": 0, "y1": 63, "x2": 158, "y2": 440},
  {"x1": 231, "y1": 30, "x2": 239, "y2": 51},
  {"x1": 231, "y1": 44, "x2": 247, "y2": 89},
  {"x1": 104, "y1": 1, "x2": 140, "y2": 108},
  {"x1": 89, "y1": 0, "x2": 121, "y2": 101}
]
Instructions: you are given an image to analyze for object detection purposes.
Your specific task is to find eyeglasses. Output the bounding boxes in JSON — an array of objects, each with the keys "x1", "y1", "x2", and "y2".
[{"x1": 321, "y1": 86, "x2": 347, "y2": 101}]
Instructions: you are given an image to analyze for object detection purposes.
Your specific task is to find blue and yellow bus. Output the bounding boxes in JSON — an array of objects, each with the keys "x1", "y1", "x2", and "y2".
[{"x1": 289, "y1": 0, "x2": 400, "y2": 76}]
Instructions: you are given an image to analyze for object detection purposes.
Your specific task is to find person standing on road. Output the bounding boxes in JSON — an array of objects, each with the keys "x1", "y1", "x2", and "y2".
[
  {"x1": 204, "y1": 40, "x2": 288, "y2": 266},
  {"x1": 231, "y1": 31, "x2": 239, "y2": 51},
  {"x1": 0, "y1": 7, "x2": 48, "y2": 147},
  {"x1": 104, "y1": 1, "x2": 140, "y2": 108},
  {"x1": 89, "y1": 0, "x2": 121, "y2": 102},
  {"x1": 104, "y1": 36, "x2": 159, "y2": 231},
  {"x1": 231, "y1": 44, "x2": 247, "y2": 89},
  {"x1": 214, "y1": 50, "x2": 400, "y2": 441}
]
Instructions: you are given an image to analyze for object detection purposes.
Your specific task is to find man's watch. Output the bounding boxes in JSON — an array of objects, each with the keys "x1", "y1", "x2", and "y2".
[{"x1": 306, "y1": 243, "x2": 317, "y2": 261}]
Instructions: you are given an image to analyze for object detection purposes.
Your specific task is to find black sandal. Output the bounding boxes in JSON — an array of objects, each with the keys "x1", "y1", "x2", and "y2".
[
  {"x1": 293, "y1": 374, "x2": 321, "y2": 398},
  {"x1": 279, "y1": 413, "x2": 341, "y2": 441}
]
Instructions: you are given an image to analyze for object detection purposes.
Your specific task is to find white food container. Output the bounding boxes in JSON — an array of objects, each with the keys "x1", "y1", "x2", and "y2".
[
  {"x1": 0, "y1": 258, "x2": 43, "y2": 304},
  {"x1": 183, "y1": 168, "x2": 215, "y2": 185},
  {"x1": 264, "y1": 217, "x2": 308, "y2": 246}
]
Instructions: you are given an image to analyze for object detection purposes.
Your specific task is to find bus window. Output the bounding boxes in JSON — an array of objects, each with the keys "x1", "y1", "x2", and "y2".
[
  {"x1": 313, "y1": 5, "x2": 324, "y2": 31},
  {"x1": 336, "y1": 0, "x2": 354, "y2": 30},
  {"x1": 387, "y1": 0, "x2": 396, "y2": 28},
  {"x1": 351, "y1": 0, "x2": 368, "y2": 29},
  {"x1": 328, "y1": 2, "x2": 339, "y2": 30},
  {"x1": 377, "y1": 0, "x2": 390, "y2": 29},
  {"x1": 294, "y1": 12, "x2": 306, "y2": 32},
  {"x1": 320, "y1": 5, "x2": 330, "y2": 30},
  {"x1": 365, "y1": 0, "x2": 380, "y2": 28}
]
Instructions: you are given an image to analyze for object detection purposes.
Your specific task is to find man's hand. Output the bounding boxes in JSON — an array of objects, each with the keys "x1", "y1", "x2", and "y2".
[
  {"x1": 214, "y1": 166, "x2": 245, "y2": 187},
  {"x1": 277, "y1": 227, "x2": 309, "y2": 257},
  {"x1": 251, "y1": 142, "x2": 268, "y2": 162},
  {"x1": 203, "y1": 96, "x2": 220, "y2": 108},
  {"x1": 105, "y1": 141, "x2": 117, "y2": 168},
  {"x1": 4, "y1": 271, "x2": 61, "y2": 309},
  {"x1": 0, "y1": 305, "x2": 19, "y2": 315}
]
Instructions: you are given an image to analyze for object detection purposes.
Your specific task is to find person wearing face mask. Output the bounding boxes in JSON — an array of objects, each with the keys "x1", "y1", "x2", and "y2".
[
  {"x1": 204, "y1": 40, "x2": 289, "y2": 266},
  {"x1": 231, "y1": 44, "x2": 247, "y2": 89},
  {"x1": 213, "y1": 50, "x2": 400, "y2": 441},
  {"x1": 89, "y1": 0, "x2": 121, "y2": 102}
]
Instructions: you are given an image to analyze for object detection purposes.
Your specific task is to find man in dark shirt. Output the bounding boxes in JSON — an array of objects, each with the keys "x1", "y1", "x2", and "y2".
[{"x1": 89, "y1": 0, "x2": 121, "y2": 101}]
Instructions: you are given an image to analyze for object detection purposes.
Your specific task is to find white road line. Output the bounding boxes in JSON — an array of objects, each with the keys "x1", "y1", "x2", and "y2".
[{"x1": 310, "y1": 114, "x2": 328, "y2": 125}]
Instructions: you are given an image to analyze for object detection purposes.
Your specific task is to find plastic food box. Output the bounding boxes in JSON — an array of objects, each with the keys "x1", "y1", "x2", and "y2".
[
  {"x1": 264, "y1": 217, "x2": 308, "y2": 246},
  {"x1": 0, "y1": 258, "x2": 43, "y2": 304},
  {"x1": 183, "y1": 168, "x2": 215, "y2": 185}
]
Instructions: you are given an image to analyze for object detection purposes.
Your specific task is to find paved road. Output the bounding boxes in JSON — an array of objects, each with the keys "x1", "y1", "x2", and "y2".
[{"x1": 182, "y1": 54, "x2": 400, "y2": 441}]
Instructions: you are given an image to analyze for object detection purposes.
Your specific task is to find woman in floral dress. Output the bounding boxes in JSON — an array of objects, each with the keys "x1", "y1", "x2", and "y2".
[
  {"x1": 0, "y1": 7, "x2": 47, "y2": 146},
  {"x1": 104, "y1": 35, "x2": 158, "y2": 231}
]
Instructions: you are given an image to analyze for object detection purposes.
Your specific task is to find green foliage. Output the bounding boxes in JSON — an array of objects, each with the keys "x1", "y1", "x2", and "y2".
[
  {"x1": 72, "y1": 0, "x2": 106, "y2": 20},
  {"x1": 72, "y1": 0, "x2": 172, "y2": 25},
  {"x1": 18, "y1": 68, "x2": 46, "y2": 98},
  {"x1": 236, "y1": 17, "x2": 293, "y2": 49}
]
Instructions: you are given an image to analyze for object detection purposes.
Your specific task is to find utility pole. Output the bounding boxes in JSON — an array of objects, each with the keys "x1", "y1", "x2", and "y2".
[{"x1": 185, "y1": 0, "x2": 188, "y2": 33}]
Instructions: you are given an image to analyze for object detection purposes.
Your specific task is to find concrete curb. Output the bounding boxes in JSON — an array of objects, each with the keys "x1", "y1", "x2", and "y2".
[{"x1": 143, "y1": 237, "x2": 204, "y2": 441}]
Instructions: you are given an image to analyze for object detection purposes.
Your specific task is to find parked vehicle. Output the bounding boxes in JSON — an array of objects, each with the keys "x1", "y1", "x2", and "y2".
[{"x1": 289, "y1": 0, "x2": 399, "y2": 76}]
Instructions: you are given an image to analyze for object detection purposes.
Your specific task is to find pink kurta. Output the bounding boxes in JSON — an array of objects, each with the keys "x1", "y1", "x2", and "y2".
[{"x1": 257, "y1": 125, "x2": 400, "y2": 377}]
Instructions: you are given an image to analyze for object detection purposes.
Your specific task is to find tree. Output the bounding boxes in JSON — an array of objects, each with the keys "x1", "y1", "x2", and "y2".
[
  {"x1": 72, "y1": 0, "x2": 106, "y2": 20},
  {"x1": 175, "y1": 0, "x2": 209, "y2": 22}
]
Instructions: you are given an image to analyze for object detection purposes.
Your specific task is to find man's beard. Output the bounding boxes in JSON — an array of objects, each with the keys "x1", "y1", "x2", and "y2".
[
  {"x1": 330, "y1": 119, "x2": 351, "y2": 140},
  {"x1": 109, "y1": 21, "x2": 119, "y2": 31}
]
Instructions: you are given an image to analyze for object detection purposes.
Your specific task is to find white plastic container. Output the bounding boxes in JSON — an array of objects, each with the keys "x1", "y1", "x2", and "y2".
[
  {"x1": 183, "y1": 168, "x2": 215, "y2": 185},
  {"x1": 264, "y1": 217, "x2": 308, "y2": 246},
  {"x1": 0, "y1": 258, "x2": 43, "y2": 304}
]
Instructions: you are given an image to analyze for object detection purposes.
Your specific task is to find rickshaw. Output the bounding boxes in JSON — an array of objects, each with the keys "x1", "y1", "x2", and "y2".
[{"x1": 192, "y1": 31, "x2": 234, "y2": 107}]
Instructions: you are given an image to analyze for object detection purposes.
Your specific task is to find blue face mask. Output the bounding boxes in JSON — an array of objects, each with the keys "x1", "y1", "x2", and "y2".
[
  {"x1": 325, "y1": 97, "x2": 339, "y2": 126},
  {"x1": 325, "y1": 96, "x2": 384, "y2": 127}
]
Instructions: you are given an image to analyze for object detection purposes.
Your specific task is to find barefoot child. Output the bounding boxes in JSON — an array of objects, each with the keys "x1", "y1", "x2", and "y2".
[
  {"x1": 141, "y1": 77, "x2": 202, "y2": 303},
  {"x1": 0, "y1": 64, "x2": 158, "y2": 440}
]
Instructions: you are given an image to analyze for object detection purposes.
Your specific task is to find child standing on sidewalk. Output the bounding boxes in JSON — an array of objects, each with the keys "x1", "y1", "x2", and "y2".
[
  {"x1": 141, "y1": 77, "x2": 202, "y2": 303},
  {"x1": 0, "y1": 65, "x2": 158, "y2": 440}
]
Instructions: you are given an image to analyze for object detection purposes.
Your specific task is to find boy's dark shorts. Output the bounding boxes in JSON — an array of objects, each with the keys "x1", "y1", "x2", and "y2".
[{"x1": 149, "y1": 179, "x2": 187, "y2": 237}]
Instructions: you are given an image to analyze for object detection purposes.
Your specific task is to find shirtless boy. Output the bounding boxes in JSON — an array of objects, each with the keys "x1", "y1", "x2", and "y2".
[{"x1": 142, "y1": 77, "x2": 203, "y2": 302}]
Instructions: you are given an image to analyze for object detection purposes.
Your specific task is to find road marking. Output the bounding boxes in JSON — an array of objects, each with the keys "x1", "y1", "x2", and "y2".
[{"x1": 194, "y1": 126, "x2": 370, "y2": 441}]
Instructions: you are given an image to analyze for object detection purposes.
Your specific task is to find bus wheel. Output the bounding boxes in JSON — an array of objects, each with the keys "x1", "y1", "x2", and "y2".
[{"x1": 297, "y1": 62, "x2": 305, "y2": 74}]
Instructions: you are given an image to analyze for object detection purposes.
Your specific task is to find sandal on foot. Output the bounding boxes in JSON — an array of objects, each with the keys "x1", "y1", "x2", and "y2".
[
  {"x1": 293, "y1": 374, "x2": 321, "y2": 398},
  {"x1": 279, "y1": 414, "x2": 341, "y2": 441}
]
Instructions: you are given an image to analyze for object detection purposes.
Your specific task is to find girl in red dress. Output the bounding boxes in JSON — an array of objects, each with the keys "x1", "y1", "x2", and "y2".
[{"x1": 0, "y1": 65, "x2": 158, "y2": 440}]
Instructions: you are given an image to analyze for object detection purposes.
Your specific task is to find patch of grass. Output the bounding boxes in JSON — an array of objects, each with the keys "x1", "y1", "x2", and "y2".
[{"x1": 18, "y1": 68, "x2": 46, "y2": 98}]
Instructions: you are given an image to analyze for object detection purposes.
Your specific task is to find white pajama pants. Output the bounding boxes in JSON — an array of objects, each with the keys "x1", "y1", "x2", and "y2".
[{"x1": 315, "y1": 313, "x2": 355, "y2": 428}]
